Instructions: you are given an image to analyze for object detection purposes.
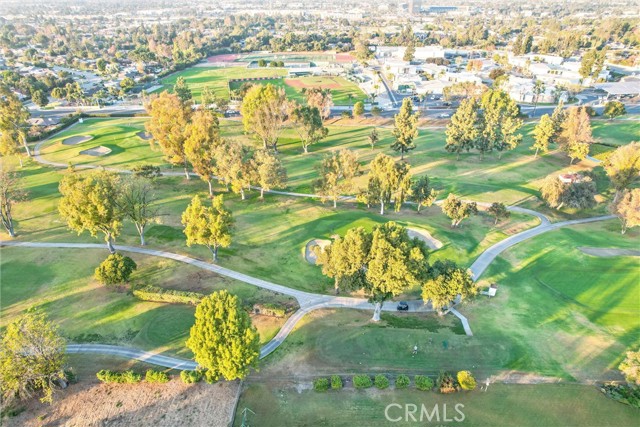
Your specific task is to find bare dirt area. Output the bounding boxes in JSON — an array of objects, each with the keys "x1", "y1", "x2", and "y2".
[
  {"x1": 284, "y1": 78, "x2": 341, "y2": 89},
  {"x1": 80, "y1": 146, "x2": 112, "y2": 157},
  {"x1": 304, "y1": 239, "x2": 331, "y2": 264},
  {"x1": 62, "y1": 135, "x2": 93, "y2": 145},
  {"x1": 4, "y1": 379, "x2": 240, "y2": 427},
  {"x1": 407, "y1": 227, "x2": 443, "y2": 250},
  {"x1": 578, "y1": 247, "x2": 640, "y2": 257}
]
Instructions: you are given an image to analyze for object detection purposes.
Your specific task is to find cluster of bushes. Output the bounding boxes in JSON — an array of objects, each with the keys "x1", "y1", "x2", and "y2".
[
  {"x1": 96, "y1": 370, "x2": 142, "y2": 384},
  {"x1": 180, "y1": 370, "x2": 205, "y2": 384},
  {"x1": 312, "y1": 371, "x2": 477, "y2": 393},
  {"x1": 96, "y1": 369, "x2": 172, "y2": 384},
  {"x1": 133, "y1": 284, "x2": 204, "y2": 305},
  {"x1": 252, "y1": 303, "x2": 287, "y2": 318},
  {"x1": 600, "y1": 383, "x2": 640, "y2": 408},
  {"x1": 95, "y1": 254, "x2": 137, "y2": 286}
]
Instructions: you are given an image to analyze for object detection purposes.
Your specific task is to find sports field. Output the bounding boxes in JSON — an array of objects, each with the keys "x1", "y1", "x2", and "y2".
[{"x1": 156, "y1": 66, "x2": 365, "y2": 105}]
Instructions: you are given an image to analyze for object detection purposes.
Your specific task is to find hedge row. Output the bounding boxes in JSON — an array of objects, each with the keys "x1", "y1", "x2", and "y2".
[
  {"x1": 312, "y1": 371, "x2": 476, "y2": 393},
  {"x1": 97, "y1": 369, "x2": 172, "y2": 384},
  {"x1": 133, "y1": 284, "x2": 204, "y2": 305}
]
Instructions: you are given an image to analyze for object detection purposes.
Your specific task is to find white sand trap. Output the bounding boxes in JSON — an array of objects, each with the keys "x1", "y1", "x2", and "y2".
[
  {"x1": 578, "y1": 247, "x2": 640, "y2": 257},
  {"x1": 62, "y1": 135, "x2": 93, "y2": 145},
  {"x1": 305, "y1": 239, "x2": 331, "y2": 264},
  {"x1": 79, "y1": 146, "x2": 112, "y2": 157},
  {"x1": 137, "y1": 131, "x2": 152, "y2": 140},
  {"x1": 408, "y1": 227, "x2": 443, "y2": 250}
]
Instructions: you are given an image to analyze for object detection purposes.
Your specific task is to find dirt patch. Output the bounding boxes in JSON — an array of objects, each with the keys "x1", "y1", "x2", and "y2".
[
  {"x1": 285, "y1": 78, "x2": 341, "y2": 89},
  {"x1": 207, "y1": 53, "x2": 240, "y2": 63},
  {"x1": 4, "y1": 379, "x2": 240, "y2": 427},
  {"x1": 80, "y1": 146, "x2": 112, "y2": 157},
  {"x1": 137, "y1": 131, "x2": 152, "y2": 140},
  {"x1": 407, "y1": 228, "x2": 443, "y2": 250},
  {"x1": 578, "y1": 247, "x2": 640, "y2": 257},
  {"x1": 304, "y1": 239, "x2": 331, "y2": 264},
  {"x1": 62, "y1": 135, "x2": 93, "y2": 145}
]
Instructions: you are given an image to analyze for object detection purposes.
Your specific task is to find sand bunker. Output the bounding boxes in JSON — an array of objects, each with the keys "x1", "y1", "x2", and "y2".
[
  {"x1": 305, "y1": 239, "x2": 331, "y2": 264},
  {"x1": 79, "y1": 146, "x2": 112, "y2": 157},
  {"x1": 62, "y1": 135, "x2": 93, "y2": 145},
  {"x1": 407, "y1": 228, "x2": 443, "y2": 250},
  {"x1": 578, "y1": 247, "x2": 640, "y2": 257},
  {"x1": 137, "y1": 131, "x2": 152, "y2": 140}
]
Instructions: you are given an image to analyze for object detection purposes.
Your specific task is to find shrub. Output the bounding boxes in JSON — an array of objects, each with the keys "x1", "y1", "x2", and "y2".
[
  {"x1": 601, "y1": 383, "x2": 640, "y2": 408},
  {"x1": 96, "y1": 370, "x2": 142, "y2": 384},
  {"x1": 132, "y1": 164, "x2": 162, "y2": 180},
  {"x1": 145, "y1": 369, "x2": 170, "y2": 384},
  {"x1": 437, "y1": 372, "x2": 458, "y2": 394},
  {"x1": 94, "y1": 254, "x2": 137, "y2": 286},
  {"x1": 330, "y1": 375, "x2": 343, "y2": 390},
  {"x1": 371, "y1": 106, "x2": 382, "y2": 117},
  {"x1": 353, "y1": 375, "x2": 372, "y2": 389},
  {"x1": 252, "y1": 303, "x2": 287, "y2": 318},
  {"x1": 341, "y1": 111, "x2": 353, "y2": 119},
  {"x1": 353, "y1": 101, "x2": 365, "y2": 117},
  {"x1": 180, "y1": 370, "x2": 204, "y2": 384},
  {"x1": 395, "y1": 374, "x2": 410, "y2": 389},
  {"x1": 133, "y1": 285, "x2": 204, "y2": 305},
  {"x1": 415, "y1": 375, "x2": 434, "y2": 391},
  {"x1": 313, "y1": 377, "x2": 330, "y2": 392},
  {"x1": 457, "y1": 370, "x2": 477, "y2": 390},
  {"x1": 374, "y1": 374, "x2": 390, "y2": 389}
]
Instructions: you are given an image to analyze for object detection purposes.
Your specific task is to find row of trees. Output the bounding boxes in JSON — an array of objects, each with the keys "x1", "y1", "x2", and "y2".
[{"x1": 315, "y1": 222, "x2": 476, "y2": 319}]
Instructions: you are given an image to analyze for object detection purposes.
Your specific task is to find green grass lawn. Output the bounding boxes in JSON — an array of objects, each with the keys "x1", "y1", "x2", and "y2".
[
  {"x1": 590, "y1": 118, "x2": 640, "y2": 160},
  {"x1": 0, "y1": 248, "x2": 296, "y2": 356},
  {"x1": 235, "y1": 382, "x2": 639, "y2": 427},
  {"x1": 154, "y1": 66, "x2": 288, "y2": 101},
  {"x1": 4, "y1": 159, "x2": 539, "y2": 296}
]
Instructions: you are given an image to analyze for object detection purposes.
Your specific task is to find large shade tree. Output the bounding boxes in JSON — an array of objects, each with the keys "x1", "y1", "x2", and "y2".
[
  {"x1": 182, "y1": 195, "x2": 233, "y2": 262},
  {"x1": 0, "y1": 170, "x2": 27, "y2": 237},
  {"x1": 184, "y1": 109, "x2": 222, "y2": 195},
  {"x1": 0, "y1": 85, "x2": 31, "y2": 160},
  {"x1": 186, "y1": 290, "x2": 260, "y2": 381},
  {"x1": 421, "y1": 260, "x2": 476, "y2": 311},
  {"x1": 315, "y1": 149, "x2": 360, "y2": 208},
  {"x1": 0, "y1": 310, "x2": 66, "y2": 404},
  {"x1": 611, "y1": 189, "x2": 640, "y2": 235},
  {"x1": 145, "y1": 92, "x2": 193, "y2": 179},
  {"x1": 291, "y1": 105, "x2": 328, "y2": 153},
  {"x1": 445, "y1": 97, "x2": 479, "y2": 160},
  {"x1": 361, "y1": 153, "x2": 411, "y2": 215},
  {"x1": 241, "y1": 84, "x2": 289, "y2": 151},
  {"x1": 116, "y1": 176, "x2": 160, "y2": 246},
  {"x1": 315, "y1": 227, "x2": 371, "y2": 294},
  {"x1": 603, "y1": 142, "x2": 640, "y2": 202},
  {"x1": 558, "y1": 106, "x2": 592, "y2": 164},
  {"x1": 254, "y1": 149, "x2": 288, "y2": 198},
  {"x1": 478, "y1": 89, "x2": 523, "y2": 159},
  {"x1": 391, "y1": 97, "x2": 419, "y2": 160},
  {"x1": 58, "y1": 170, "x2": 123, "y2": 253}
]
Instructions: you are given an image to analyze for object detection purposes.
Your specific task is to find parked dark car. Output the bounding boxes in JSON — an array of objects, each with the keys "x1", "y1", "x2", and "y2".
[{"x1": 397, "y1": 301, "x2": 409, "y2": 311}]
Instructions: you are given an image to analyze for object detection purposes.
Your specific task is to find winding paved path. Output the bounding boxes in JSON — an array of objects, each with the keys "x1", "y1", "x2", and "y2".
[{"x1": 7, "y1": 122, "x2": 614, "y2": 368}]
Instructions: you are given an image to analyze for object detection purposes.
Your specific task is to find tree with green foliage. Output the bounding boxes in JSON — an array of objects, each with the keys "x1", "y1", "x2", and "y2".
[
  {"x1": 410, "y1": 175, "x2": 437, "y2": 213},
  {"x1": 0, "y1": 85, "x2": 31, "y2": 158},
  {"x1": 31, "y1": 89, "x2": 48, "y2": 108},
  {"x1": 254, "y1": 149, "x2": 287, "y2": 198},
  {"x1": 0, "y1": 170, "x2": 27, "y2": 237},
  {"x1": 445, "y1": 97, "x2": 480, "y2": 160},
  {"x1": 214, "y1": 140, "x2": 255, "y2": 200},
  {"x1": 579, "y1": 48, "x2": 606, "y2": 83},
  {"x1": 362, "y1": 153, "x2": 412, "y2": 215},
  {"x1": 94, "y1": 253, "x2": 137, "y2": 286},
  {"x1": 603, "y1": 101, "x2": 626, "y2": 120},
  {"x1": 532, "y1": 114, "x2": 555, "y2": 158},
  {"x1": 368, "y1": 128, "x2": 380, "y2": 150},
  {"x1": 540, "y1": 174, "x2": 597, "y2": 210},
  {"x1": 550, "y1": 101, "x2": 566, "y2": 140},
  {"x1": 457, "y1": 371, "x2": 477, "y2": 390},
  {"x1": 487, "y1": 202, "x2": 510, "y2": 225},
  {"x1": 173, "y1": 76, "x2": 192, "y2": 105},
  {"x1": 421, "y1": 260, "x2": 476, "y2": 310},
  {"x1": 145, "y1": 91, "x2": 192, "y2": 179},
  {"x1": 611, "y1": 189, "x2": 640, "y2": 235},
  {"x1": 315, "y1": 149, "x2": 360, "y2": 208},
  {"x1": 531, "y1": 80, "x2": 545, "y2": 116},
  {"x1": 353, "y1": 101, "x2": 365, "y2": 117},
  {"x1": 291, "y1": 105, "x2": 328, "y2": 153},
  {"x1": 366, "y1": 222, "x2": 427, "y2": 321},
  {"x1": 186, "y1": 290, "x2": 260, "y2": 381},
  {"x1": 184, "y1": 109, "x2": 221, "y2": 195},
  {"x1": 441, "y1": 194, "x2": 478, "y2": 228},
  {"x1": 403, "y1": 42, "x2": 416, "y2": 62},
  {"x1": 391, "y1": 97, "x2": 419, "y2": 160},
  {"x1": 619, "y1": 349, "x2": 640, "y2": 385},
  {"x1": 315, "y1": 227, "x2": 371, "y2": 294},
  {"x1": 181, "y1": 195, "x2": 233, "y2": 262},
  {"x1": 116, "y1": 176, "x2": 160, "y2": 246},
  {"x1": 303, "y1": 87, "x2": 333, "y2": 120},
  {"x1": 59, "y1": 170, "x2": 122, "y2": 253},
  {"x1": 558, "y1": 106, "x2": 592, "y2": 164},
  {"x1": 241, "y1": 84, "x2": 289, "y2": 151},
  {"x1": 0, "y1": 310, "x2": 66, "y2": 404},
  {"x1": 478, "y1": 89, "x2": 523, "y2": 159},
  {"x1": 603, "y1": 142, "x2": 640, "y2": 201}
]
